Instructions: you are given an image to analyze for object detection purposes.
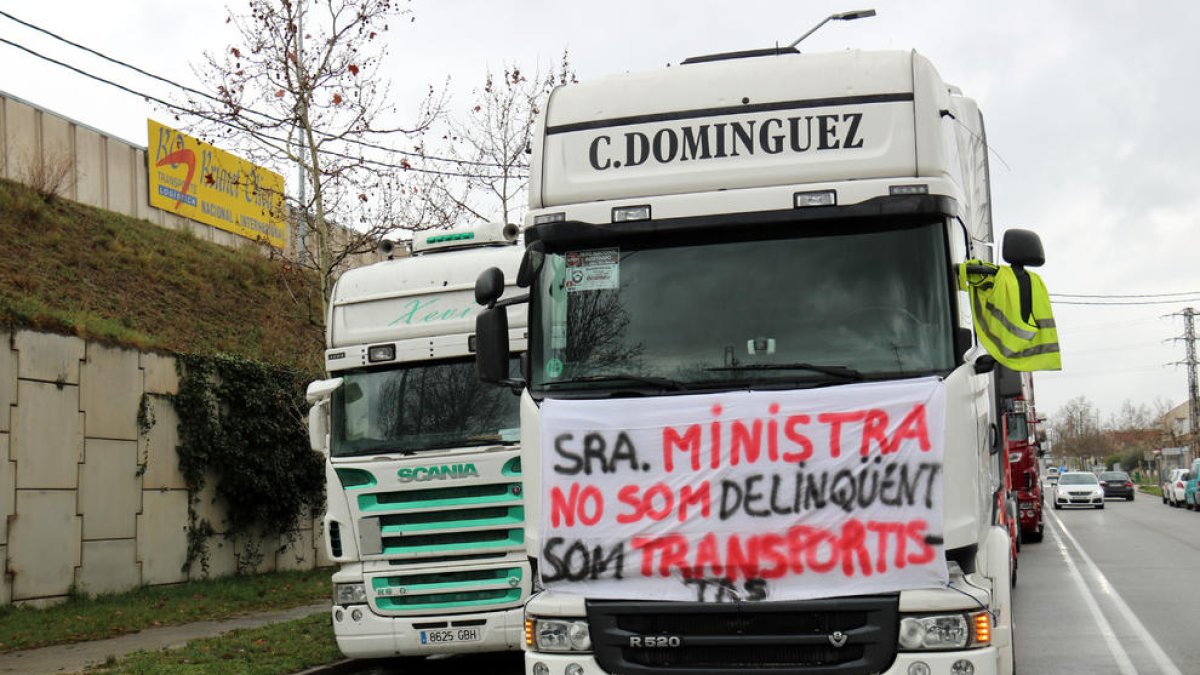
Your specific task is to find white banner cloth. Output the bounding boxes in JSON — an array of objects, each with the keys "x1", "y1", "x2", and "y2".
[{"x1": 538, "y1": 377, "x2": 948, "y2": 602}]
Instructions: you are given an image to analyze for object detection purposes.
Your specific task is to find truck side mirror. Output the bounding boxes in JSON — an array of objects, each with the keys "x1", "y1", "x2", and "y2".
[
  {"x1": 308, "y1": 401, "x2": 329, "y2": 455},
  {"x1": 475, "y1": 267, "x2": 506, "y2": 308},
  {"x1": 476, "y1": 307, "x2": 512, "y2": 384},
  {"x1": 1002, "y1": 229, "x2": 1045, "y2": 268}
]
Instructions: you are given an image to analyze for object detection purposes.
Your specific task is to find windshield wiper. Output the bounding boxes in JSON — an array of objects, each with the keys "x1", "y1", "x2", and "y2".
[
  {"x1": 705, "y1": 362, "x2": 864, "y2": 381},
  {"x1": 543, "y1": 374, "x2": 689, "y2": 391}
]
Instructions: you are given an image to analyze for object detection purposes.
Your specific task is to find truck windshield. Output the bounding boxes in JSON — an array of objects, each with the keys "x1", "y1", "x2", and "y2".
[
  {"x1": 331, "y1": 357, "x2": 521, "y2": 457},
  {"x1": 530, "y1": 220, "x2": 955, "y2": 394}
]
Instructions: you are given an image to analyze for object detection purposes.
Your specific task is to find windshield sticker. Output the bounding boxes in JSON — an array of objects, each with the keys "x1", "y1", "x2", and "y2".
[
  {"x1": 500, "y1": 427, "x2": 521, "y2": 443},
  {"x1": 564, "y1": 248, "x2": 620, "y2": 292},
  {"x1": 546, "y1": 358, "x2": 565, "y2": 379}
]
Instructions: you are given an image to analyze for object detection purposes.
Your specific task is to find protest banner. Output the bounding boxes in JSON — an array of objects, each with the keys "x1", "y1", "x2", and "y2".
[{"x1": 538, "y1": 377, "x2": 948, "y2": 602}]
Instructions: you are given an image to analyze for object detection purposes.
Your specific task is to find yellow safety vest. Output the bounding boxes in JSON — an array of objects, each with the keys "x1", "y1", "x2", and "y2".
[{"x1": 958, "y1": 260, "x2": 1062, "y2": 372}]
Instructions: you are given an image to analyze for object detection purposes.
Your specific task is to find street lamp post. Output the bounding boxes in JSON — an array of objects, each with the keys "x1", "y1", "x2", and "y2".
[{"x1": 788, "y1": 9, "x2": 877, "y2": 50}]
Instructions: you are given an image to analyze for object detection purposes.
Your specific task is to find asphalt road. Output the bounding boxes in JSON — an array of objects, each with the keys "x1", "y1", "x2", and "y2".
[
  {"x1": 1014, "y1": 487, "x2": 1198, "y2": 675},
  {"x1": 333, "y1": 487, "x2": 1198, "y2": 675}
]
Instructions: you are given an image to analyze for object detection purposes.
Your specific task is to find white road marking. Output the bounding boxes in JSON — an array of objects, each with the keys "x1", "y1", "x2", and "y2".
[
  {"x1": 1049, "y1": 509, "x2": 1185, "y2": 675},
  {"x1": 1046, "y1": 511, "x2": 1138, "y2": 675}
]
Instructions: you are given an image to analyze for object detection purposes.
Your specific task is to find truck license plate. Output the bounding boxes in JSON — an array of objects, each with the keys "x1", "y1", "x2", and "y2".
[{"x1": 420, "y1": 628, "x2": 482, "y2": 645}]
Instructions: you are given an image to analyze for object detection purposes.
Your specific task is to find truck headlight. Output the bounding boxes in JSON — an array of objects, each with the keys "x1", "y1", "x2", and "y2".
[
  {"x1": 898, "y1": 611, "x2": 990, "y2": 650},
  {"x1": 335, "y1": 582, "x2": 367, "y2": 605},
  {"x1": 532, "y1": 618, "x2": 591, "y2": 652}
]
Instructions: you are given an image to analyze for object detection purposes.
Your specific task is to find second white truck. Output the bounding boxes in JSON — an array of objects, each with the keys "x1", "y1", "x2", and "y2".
[{"x1": 308, "y1": 223, "x2": 532, "y2": 659}]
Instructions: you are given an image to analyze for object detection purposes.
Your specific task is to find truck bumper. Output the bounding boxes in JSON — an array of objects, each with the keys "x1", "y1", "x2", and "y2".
[
  {"x1": 332, "y1": 605, "x2": 525, "y2": 659},
  {"x1": 524, "y1": 647, "x2": 999, "y2": 675}
]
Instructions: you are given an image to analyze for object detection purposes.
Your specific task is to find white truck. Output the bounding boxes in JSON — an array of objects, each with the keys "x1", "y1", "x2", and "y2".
[
  {"x1": 474, "y1": 48, "x2": 1053, "y2": 675},
  {"x1": 307, "y1": 222, "x2": 532, "y2": 659}
]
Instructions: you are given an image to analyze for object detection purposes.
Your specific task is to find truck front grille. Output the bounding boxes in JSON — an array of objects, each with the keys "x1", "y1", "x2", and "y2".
[
  {"x1": 587, "y1": 596, "x2": 899, "y2": 675},
  {"x1": 354, "y1": 481, "x2": 524, "y2": 562},
  {"x1": 371, "y1": 565, "x2": 525, "y2": 615}
]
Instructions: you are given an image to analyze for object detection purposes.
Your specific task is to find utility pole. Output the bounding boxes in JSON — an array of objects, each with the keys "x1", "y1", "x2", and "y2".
[{"x1": 1170, "y1": 307, "x2": 1200, "y2": 462}]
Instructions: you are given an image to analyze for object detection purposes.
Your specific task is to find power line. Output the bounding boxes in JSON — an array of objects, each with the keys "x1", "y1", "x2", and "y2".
[
  {"x1": 1053, "y1": 298, "x2": 1200, "y2": 306},
  {"x1": 1052, "y1": 291, "x2": 1200, "y2": 299},
  {"x1": 0, "y1": 35, "x2": 518, "y2": 180},
  {"x1": 0, "y1": 8, "x2": 512, "y2": 171}
]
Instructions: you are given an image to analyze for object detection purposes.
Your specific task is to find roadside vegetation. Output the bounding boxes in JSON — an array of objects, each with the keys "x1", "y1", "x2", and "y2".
[
  {"x1": 0, "y1": 178, "x2": 323, "y2": 373},
  {"x1": 85, "y1": 613, "x2": 340, "y2": 675},
  {"x1": 0, "y1": 570, "x2": 329, "y2": 653}
]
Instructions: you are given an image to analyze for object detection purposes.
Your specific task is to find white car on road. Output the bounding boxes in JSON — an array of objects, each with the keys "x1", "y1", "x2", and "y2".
[
  {"x1": 1164, "y1": 468, "x2": 1190, "y2": 507},
  {"x1": 1053, "y1": 472, "x2": 1105, "y2": 510}
]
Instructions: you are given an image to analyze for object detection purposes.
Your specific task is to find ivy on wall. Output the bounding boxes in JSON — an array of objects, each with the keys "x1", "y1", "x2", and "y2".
[{"x1": 173, "y1": 353, "x2": 325, "y2": 573}]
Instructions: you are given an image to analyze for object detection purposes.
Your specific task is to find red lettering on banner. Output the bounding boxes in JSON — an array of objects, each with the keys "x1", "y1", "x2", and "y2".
[
  {"x1": 630, "y1": 520, "x2": 936, "y2": 582},
  {"x1": 694, "y1": 533, "x2": 722, "y2": 578},
  {"x1": 838, "y1": 519, "x2": 872, "y2": 577},
  {"x1": 890, "y1": 404, "x2": 933, "y2": 454},
  {"x1": 859, "y1": 409, "x2": 890, "y2": 457},
  {"x1": 906, "y1": 519, "x2": 936, "y2": 564},
  {"x1": 731, "y1": 419, "x2": 763, "y2": 465},
  {"x1": 782, "y1": 415, "x2": 813, "y2": 462},
  {"x1": 678, "y1": 482, "x2": 712, "y2": 521},
  {"x1": 549, "y1": 483, "x2": 604, "y2": 527},
  {"x1": 663, "y1": 424, "x2": 701, "y2": 472},
  {"x1": 767, "y1": 403, "x2": 781, "y2": 461},
  {"x1": 866, "y1": 520, "x2": 907, "y2": 573},
  {"x1": 614, "y1": 481, "x2": 713, "y2": 524},
  {"x1": 710, "y1": 405, "x2": 723, "y2": 469},
  {"x1": 817, "y1": 411, "x2": 866, "y2": 458}
]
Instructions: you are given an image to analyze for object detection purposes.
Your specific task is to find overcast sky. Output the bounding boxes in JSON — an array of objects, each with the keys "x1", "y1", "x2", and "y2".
[{"x1": 2, "y1": 0, "x2": 1198, "y2": 426}]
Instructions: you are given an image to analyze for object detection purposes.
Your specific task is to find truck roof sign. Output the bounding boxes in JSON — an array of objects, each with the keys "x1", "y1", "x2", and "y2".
[{"x1": 535, "y1": 51, "x2": 958, "y2": 209}]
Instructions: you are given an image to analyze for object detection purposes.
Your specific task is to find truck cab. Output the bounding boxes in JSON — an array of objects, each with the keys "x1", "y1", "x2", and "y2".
[
  {"x1": 475, "y1": 48, "x2": 1054, "y2": 675},
  {"x1": 308, "y1": 223, "x2": 532, "y2": 658}
]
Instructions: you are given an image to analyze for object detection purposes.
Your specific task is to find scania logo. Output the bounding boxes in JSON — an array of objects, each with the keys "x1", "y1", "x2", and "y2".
[
  {"x1": 828, "y1": 631, "x2": 849, "y2": 648},
  {"x1": 628, "y1": 635, "x2": 682, "y2": 648},
  {"x1": 396, "y1": 463, "x2": 480, "y2": 483}
]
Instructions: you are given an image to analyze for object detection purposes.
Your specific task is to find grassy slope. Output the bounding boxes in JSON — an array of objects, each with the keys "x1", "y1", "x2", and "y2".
[{"x1": 0, "y1": 179, "x2": 323, "y2": 372}]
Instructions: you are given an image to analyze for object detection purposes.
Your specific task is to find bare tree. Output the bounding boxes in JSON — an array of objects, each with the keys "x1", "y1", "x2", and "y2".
[
  {"x1": 183, "y1": 0, "x2": 442, "y2": 318},
  {"x1": 1049, "y1": 396, "x2": 1112, "y2": 462},
  {"x1": 400, "y1": 52, "x2": 575, "y2": 228}
]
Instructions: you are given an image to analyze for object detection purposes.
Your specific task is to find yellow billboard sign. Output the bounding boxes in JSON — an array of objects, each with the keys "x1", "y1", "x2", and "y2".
[{"x1": 147, "y1": 119, "x2": 287, "y2": 249}]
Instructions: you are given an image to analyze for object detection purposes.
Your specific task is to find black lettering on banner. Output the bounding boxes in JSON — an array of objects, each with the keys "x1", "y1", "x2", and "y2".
[
  {"x1": 709, "y1": 463, "x2": 942, "y2": 520},
  {"x1": 684, "y1": 577, "x2": 769, "y2": 602},
  {"x1": 554, "y1": 433, "x2": 582, "y2": 475},
  {"x1": 556, "y1": 432, "x2": 642, "y2": 475},
  {"x1": 542, "y1": 537, "x2": 626, "y2": 582}
]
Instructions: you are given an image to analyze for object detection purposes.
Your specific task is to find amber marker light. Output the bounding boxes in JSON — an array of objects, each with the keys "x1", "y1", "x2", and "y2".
[
  {"x1": 972, "y1": 611, "x2": 992, "y2": 645},
  {"x1": 525, "y1": 618, "x2": 535, "y2": 647}
]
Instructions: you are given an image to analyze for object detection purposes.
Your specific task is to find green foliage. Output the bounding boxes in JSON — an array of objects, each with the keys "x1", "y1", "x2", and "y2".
[
  {"x1": 0, "y1": 177, "x2": 323, "y2": 372},
  {"x1": 85, "y1": 612, "x2": 341, "y2": 674},
  {"x1": 173, "y1": 354, "x2": 325, "y2": 572},
  {"x1": 0, "y1": 570, "x2": 329, "y2": 654}
]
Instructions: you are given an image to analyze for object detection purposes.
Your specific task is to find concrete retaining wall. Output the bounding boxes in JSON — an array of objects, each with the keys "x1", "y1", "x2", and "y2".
[{"x1": 0, "y1": 329, "x2": 330, "y2": 606}]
